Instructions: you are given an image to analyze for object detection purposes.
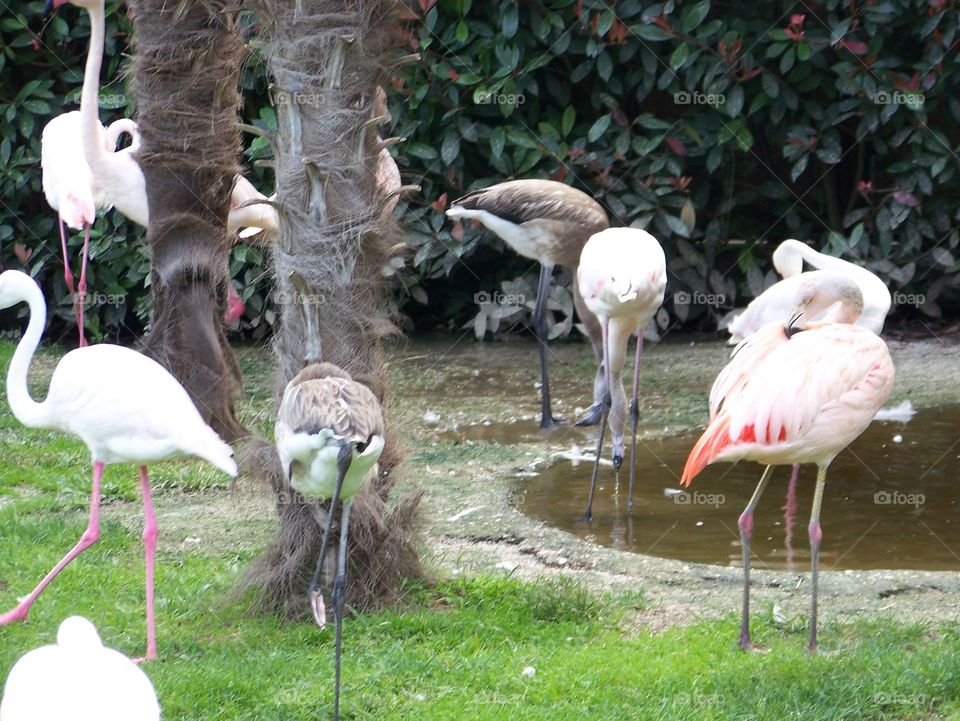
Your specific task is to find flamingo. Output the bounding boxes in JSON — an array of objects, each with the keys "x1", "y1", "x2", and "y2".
[
  {"x1": 722, "y1": 240, "x2": 893, "y2": 559},
  {"x1": 682, "y1": 271, "x2": 894, "y2": 651},
  {"x1": 0, "y1": 270, "x2": 237, "y2": 660},
  {"x1": 726, "y1": 239, "x2": 891, "y2": 342},
  {"x1": 0, "y1": 616, "x2": 160, "y2": 721},
  {"x1": 446, "y1": 179, "x2": 610, "y2": 429},
  {"x1": 42, "y1": 0, "x2": 278, "y2": 338},
  {"x1": 275, "y1": 361, "x2": 384, "y2": 721},
  {"x1": 576, "y1": 228, "x2": 666, "y2": 519}
]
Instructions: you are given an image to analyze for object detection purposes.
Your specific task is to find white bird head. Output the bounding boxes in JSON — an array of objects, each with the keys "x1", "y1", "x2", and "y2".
[
  {"x1": 772, "y1": 239, "x2": 805, "y2": 278},
  {"x1": 0, "y1": 270, "x2": 34, "y2": 311},
  {"x1": 56, "y1": 616, "x2": 103, "y2": 648},
  {"x1": 786, "y1": 270, "x2": 864, "y2": 337}
]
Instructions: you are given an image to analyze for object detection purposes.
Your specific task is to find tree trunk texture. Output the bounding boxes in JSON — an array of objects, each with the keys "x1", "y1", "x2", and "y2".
[
  {"x1": 128, "y1": 0, "x2": 246, "y2": 442},
  {"x1": 240, "y1": 0, "x2": 420, "y2": 618}
]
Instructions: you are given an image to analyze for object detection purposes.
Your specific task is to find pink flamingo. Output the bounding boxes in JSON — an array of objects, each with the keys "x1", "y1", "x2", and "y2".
[
  {"x1": 682, "y1": 271, "x2": 894, "y2": 651},
  {"x1": 0, "y1": 270, "x2": 237, "y2": 660}
]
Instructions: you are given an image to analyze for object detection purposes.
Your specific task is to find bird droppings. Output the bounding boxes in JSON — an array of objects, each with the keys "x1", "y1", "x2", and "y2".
[
  {"x1": 495, "y1": 561, "x2": 519, "y2": 572},
  {"x1": 521, "y1": 666, "x2": 536, "y2": 678},
  {"x1": 893, "y1": 434, "x2": 903, "y2": 443},
  {"x1": 422, "y1": 411, "x2": 441, "y2": 425}
]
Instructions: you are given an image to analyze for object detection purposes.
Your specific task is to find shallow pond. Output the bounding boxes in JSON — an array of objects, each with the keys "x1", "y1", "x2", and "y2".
[{"x1": 517, "y1": 406, "x2": 960, "y2": 571}]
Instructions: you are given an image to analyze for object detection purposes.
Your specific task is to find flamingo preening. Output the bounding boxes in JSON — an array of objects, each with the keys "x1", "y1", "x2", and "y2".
[
  {"x1": 41, "y1": 0, "x2": 278, "y2": 340},
  {"x1": 576, "y1": 228, "x2": 666, "y2": 519},
  {"x1": 275, "y1": 362, "x2": 384, "y2": 721},
  {"x1": 0, "y1": 616, "x2": 160, "y2": 721},
  {"x1": 0, "y1": 270, "x2": 237, "y2": 660},
  {"x1": 722, "y1": 240, "x2": 893, "y2": 561},
  {"x1": 726, "y1": 239, "x2": 891, "y2": 342},
  {"x1": 446, "y1": 179, "x2": 610, "y2": 429},
  {"x1": 682, "y1": 271, "x2": 894, "y2": 651}
]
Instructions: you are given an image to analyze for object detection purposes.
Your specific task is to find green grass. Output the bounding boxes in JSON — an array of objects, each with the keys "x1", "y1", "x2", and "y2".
[{"x1": 0, "y1": 340, "x2": 959, "y2": 719}]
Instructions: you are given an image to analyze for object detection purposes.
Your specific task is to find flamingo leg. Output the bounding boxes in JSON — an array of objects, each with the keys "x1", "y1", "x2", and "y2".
[
  {"x1": 782, "y1": 464, "x2": 800, "y2": 571},
  {"x1": 76, "y1": 223, "x2": 90, "y2": 347},
  {"x1": 627, "y1": 334, "x2": 644, "y2": 514},
  {"x1": 58, "y1": 216, "x2": 82, "y2": 343},
  {"x1": 331, "y1": 500, "x2": 351, "y2": 721},
  {"x1": 533, "y1": 263, "x2": 560, "y2": 429},
  {"x1": 738, "y1": 464, "x2": 774, "y2": 651},
  {"x1": 139, "y1": 466, "x2": 158, "y2": 661},
  {"x1": 582, "y1": 317, "x2": 611, "y2": 522},
  {"x1": 0, "y1": 462, "x2": 104, "y2": 625},
  {"x1": 308, "y1": 442, "x2": 352, "y2": 627},
  {"x1": 808, "y1": 465, "x2": 827, "y2": 652}
]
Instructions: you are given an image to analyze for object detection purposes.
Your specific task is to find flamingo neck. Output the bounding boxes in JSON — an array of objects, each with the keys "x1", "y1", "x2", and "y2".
[
  {"x1": 6, "y1": 280, "x2": 50, "y2": 429},
  {"x1": 79, "y1": 0, "x2": 106, "y2": 163}
]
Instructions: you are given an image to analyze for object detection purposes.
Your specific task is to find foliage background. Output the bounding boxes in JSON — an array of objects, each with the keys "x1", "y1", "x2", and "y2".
[{"x1": 2, "y1": 0, "x2": 959, "y2": 341}]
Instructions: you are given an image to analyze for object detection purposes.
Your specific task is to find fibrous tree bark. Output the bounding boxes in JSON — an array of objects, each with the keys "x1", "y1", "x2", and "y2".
[
  {"x1": 128, "y1": 0, "x2": 246, "y2": 442},
  {"x1": 239, "y1": 0, "x2": 421, "y2": 617}
]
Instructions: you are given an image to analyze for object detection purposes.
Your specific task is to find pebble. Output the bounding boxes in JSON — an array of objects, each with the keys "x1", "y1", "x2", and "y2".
[
  {"x1": 893, "y1": 434, "x2": 903, "y2": 443},
  {"x1": 422, "y1": 411, "x2": 441, "y2": 425}
]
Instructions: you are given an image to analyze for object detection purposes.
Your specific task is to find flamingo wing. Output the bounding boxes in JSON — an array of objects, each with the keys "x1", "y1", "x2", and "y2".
[{"x1": 709, "y1": 321, "x2": 787, "y2": 418}]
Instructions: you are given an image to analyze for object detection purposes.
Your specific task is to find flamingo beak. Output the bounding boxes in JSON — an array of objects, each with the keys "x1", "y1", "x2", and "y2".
[
  {"x1": 309, "y1": 439, "x2": 353, "y2": 629},
  {"x1": 785, "y1": 311, "x2": 804, "y2": 338}
]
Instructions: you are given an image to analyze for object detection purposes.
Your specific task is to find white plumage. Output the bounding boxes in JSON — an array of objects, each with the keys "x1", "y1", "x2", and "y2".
[
  {"x1": 0, "y1": 617, "x2": 160, "y2": 721},
  {"x1": 726, "y1": 239, "x2": 891, "y2": 342},
  {"x1": 0, "y1": 270, "x2": 236, "y2": 658}
]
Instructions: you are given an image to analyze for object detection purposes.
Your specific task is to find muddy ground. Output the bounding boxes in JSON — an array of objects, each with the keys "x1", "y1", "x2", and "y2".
[{"x1": 103, "y1": 334, "x2": 960, "y2": 633}]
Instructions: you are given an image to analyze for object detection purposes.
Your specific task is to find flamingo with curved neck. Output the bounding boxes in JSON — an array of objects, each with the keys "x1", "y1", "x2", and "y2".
[{"x1": 0, "y1": 270, "x2": 237, "y2": 660}]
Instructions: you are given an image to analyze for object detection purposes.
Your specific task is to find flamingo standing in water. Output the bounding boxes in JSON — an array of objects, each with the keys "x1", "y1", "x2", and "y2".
[
  {"x1": 42, "y1": 0, "x2": 278, "y2": 339},
  {"x1": 722, "y1": 240, "x2": 893, "y2": 562},
  {"x1": 682, "y1": 271, "x2": 894, "y2": 651},
  {"x1": 0, "y1": 270, "x2": 237, "y2": 660},
  {"x1": 446, "y1": 179, "x2": 610, "y2": 429},
  {"x1": 0, "y1": 616, "x2": 160, "y2": 720},
  {"x1": 576, "y1": 228, "x2": 666, "y2": 519}
]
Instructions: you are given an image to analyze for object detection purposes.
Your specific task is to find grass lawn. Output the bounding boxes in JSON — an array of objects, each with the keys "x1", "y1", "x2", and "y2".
[{"x1": 0, "y1": 340, "x2": 958, "y2": 720}]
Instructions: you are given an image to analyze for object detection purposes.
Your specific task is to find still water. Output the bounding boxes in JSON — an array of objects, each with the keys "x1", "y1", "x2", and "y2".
[{"x1": 517, "y1": 407, "x2": 960, "y2": 571}]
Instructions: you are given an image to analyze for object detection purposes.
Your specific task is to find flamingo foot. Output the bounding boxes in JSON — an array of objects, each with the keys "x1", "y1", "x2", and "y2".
[
  {"x1": 575, "y1": 402, "x2": 605, "y2": 427},
  {"x1": 310, "y1": 587, "x2": 327, "y2": 628},
  {"x1": 738, "y1": 632, "x2": 753, "y2": 651},
  {"x1": 0, "y1": 603, "x2": 31, "y2": 625}
]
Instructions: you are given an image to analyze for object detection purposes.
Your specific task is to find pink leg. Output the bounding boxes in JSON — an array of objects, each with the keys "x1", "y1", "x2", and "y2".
[
  {"x1": 0, "y1": 462, "x2": 103, "y2": 624},
  {"x1": 782, "y1": 463, "x2": 799, "y2": 570},
  {"x1": 139, "y1": 466, "x2": 158, "y2": 661},
  {"x1": 76, "y1": 224, "x2": 90, "y2": 347},
  {"x1": 59, "y1": 216, "x2": 75, "y2": 295}
]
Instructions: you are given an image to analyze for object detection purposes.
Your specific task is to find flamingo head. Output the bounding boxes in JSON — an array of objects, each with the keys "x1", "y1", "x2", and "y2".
[
  {"x1": 785, "y1": 270, "x2": 864, "y2": 337},
  {"x1": 0, "y1": 270, "x2": 34, "y2": 311}
]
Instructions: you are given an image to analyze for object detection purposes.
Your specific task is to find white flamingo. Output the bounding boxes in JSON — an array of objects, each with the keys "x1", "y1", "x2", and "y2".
[
  {"x1": 683, "y1": 271, "x2": 894, "y2": 651},
  {"x1": 576, "y1": 228, "x2": 666, "y2": 518},
  {"x1": 43, "y1": 0, "x2": 278, "y2": 339},
  {"x1": 726, "y1": 239, "x2": 891, "y2": 342},
  {"x1": 0, "y1": 616, "x2": 160, "y2": 721},
  {"x1": 0, "y1": 270, "x2": 237, "y2": 660}
]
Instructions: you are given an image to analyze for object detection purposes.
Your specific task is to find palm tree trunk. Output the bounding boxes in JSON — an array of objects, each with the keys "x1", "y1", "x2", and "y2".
[{"x1": 128, "y1": 0, "x2": 246, "y2": 441}]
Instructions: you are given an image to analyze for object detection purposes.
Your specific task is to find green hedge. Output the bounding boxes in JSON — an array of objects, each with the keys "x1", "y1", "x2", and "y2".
[{"x1": 3, "y1": 0, "x2": 959, "y2": 339}]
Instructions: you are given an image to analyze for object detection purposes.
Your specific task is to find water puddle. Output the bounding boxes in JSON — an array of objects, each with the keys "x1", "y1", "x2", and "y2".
[{"x1": 516, "y1": 406, "x2": 960, "y2": 571}]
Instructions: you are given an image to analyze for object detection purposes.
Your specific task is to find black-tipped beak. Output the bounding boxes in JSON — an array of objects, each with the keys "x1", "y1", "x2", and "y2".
[
  {"x1": 785, "y1": 312, "x2": 804, "y2": 338},
  {"x1": 337, "y1": 437, "x2": 353, "y2": 477},
  {"x1": 43, "y1": 0, "x2": 54, "y2": 17}
]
